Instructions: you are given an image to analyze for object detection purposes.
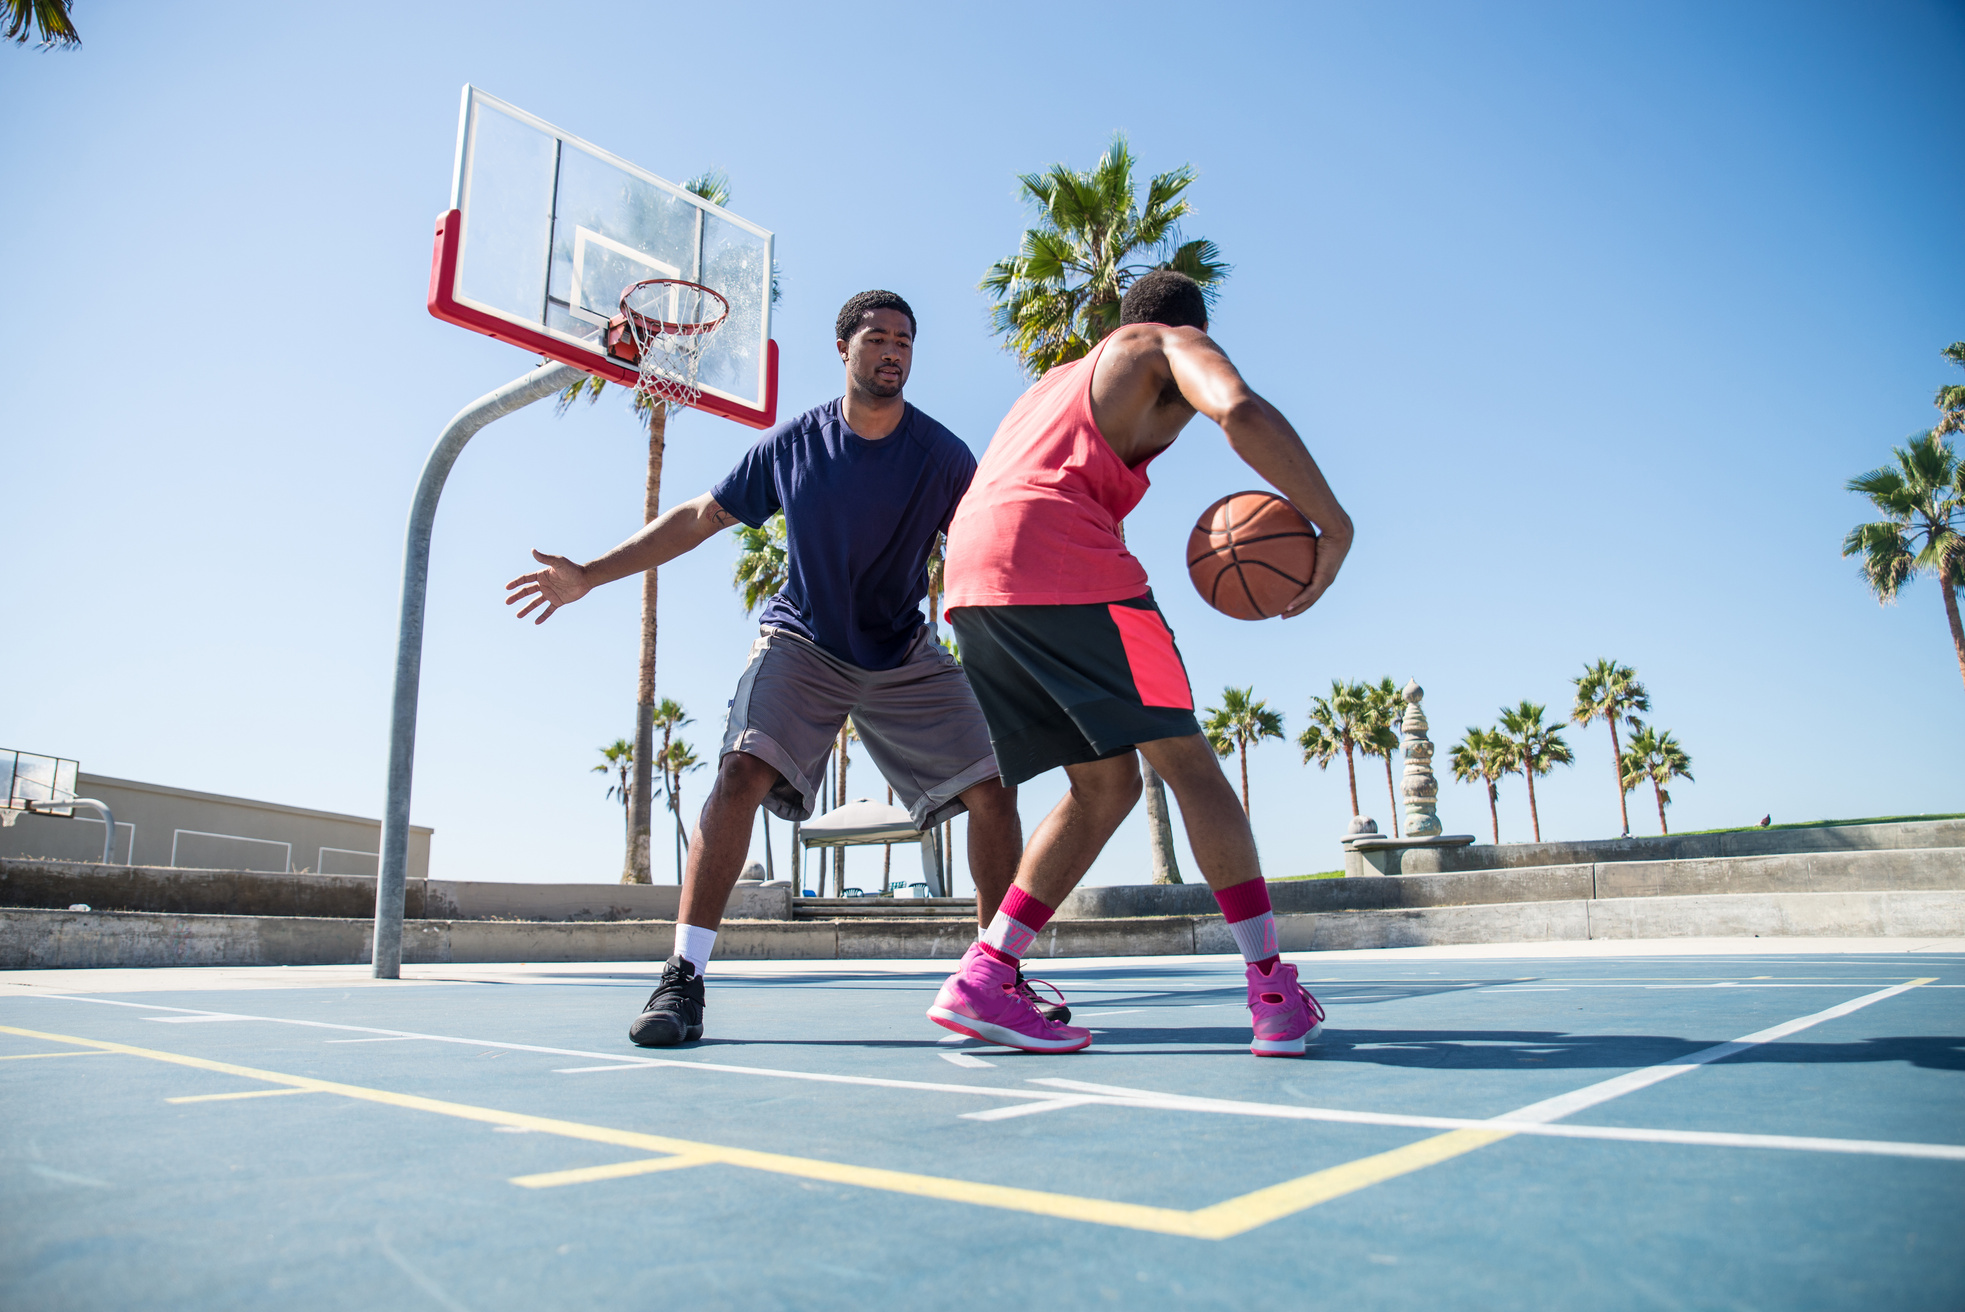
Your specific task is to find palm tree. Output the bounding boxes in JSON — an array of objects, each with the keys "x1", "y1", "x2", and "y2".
[
  {"x1": 732, "y1": 512, "x2": 789, "y2": 614},
  {"x1": 555, "y1": 169, "x2": 775, "y2": 885},
  {"x1": 1447, "y1": 727, "x2": 1515, "y2": 845},
  {"x1": 1203, "y1": 688, "x2": 1285, "y2": 817},
  {"x1": 1933, "y1": 342, "x2": 1964, "y2": 437},
  {"x1": 1297, "y1": 680, "x2": 1373, "y2": 817},
  {"x1": 658, "y1": 739, "x2": 705, "y2": 884},
  {"x1": 592, "y1": 738, "x2": 634, "y2": 849},
  {"x1": 621, "y1": 698, "x2": 690, "y2": 885},
  {"x1": 1572, "y1": 659, "x2": 1651, "y2": 837},
  {"x1": 1354, "y1": 677, "x2": 1405, "y2": 837},
  {"x1": 826, "y1": 718, "x2": 859, "y2": 896},
  {"x1": 1496, "y1": 701, "x2": 1573, "y2": 843},
  {"x1": 1843, "y1": 430, "x2": 1965, "y2": 693},
  {"x1": 980, "y1": 134, "x2": 1230, "y2": 376},
  {"x1": 4, "y1": 0, "x2": 78, "y2": 47},
  {"x1": 1620, "y1": 725, "x2": 1693, "y2": 835}
]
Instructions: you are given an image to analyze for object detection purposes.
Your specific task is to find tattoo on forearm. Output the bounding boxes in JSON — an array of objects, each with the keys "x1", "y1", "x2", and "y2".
[{"x1": 708, "y1": 506, "x2": 737, "y2": 528}]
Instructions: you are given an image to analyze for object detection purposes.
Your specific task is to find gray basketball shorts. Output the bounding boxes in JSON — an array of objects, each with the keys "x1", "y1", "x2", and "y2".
[{"x1": 719, "y1": 625, "x2": 1002, "y2": 829}]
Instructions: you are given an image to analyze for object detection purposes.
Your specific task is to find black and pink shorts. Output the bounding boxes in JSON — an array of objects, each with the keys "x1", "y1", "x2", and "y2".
[{"x1": 948, "y1": 592, "x2": 1201, "y2": 786}]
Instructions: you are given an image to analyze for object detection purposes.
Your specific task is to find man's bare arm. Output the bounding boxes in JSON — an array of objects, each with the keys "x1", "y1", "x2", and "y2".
[
  {"x1": 1164, "y1": 333, "x2": 1353, "y2": 617},
  {"x1": 504, "y1": 491, "x2": 742, "y2": 624}
]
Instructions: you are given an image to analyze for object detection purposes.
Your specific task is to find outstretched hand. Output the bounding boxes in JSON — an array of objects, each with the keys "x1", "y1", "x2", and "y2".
[{"x1": 505, "y1": 549, "x2": 591, "y2": 624}]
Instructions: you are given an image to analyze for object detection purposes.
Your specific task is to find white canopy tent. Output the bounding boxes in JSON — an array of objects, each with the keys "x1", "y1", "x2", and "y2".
[{"x1": 796, "y1": 799, "x2": 947, "y2": 897}]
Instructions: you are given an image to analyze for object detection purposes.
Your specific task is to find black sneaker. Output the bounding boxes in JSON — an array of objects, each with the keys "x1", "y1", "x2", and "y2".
[
  {"x1": 1015, "y1": 969, "x2": 1071, "y2": 1025},
  {"x1": 628, "y1": 955, "x2": 705, "y2": 1047}
]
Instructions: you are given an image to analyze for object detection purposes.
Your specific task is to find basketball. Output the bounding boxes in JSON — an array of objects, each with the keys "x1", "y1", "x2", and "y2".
[{"x1": 1186, "y1": 491, "x2": 1319, "y2": 620}]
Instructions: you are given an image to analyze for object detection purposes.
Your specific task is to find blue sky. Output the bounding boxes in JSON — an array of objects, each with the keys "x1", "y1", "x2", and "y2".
[{"x1": 4, "y1": 1, "x2": 1960, "y2": 889}]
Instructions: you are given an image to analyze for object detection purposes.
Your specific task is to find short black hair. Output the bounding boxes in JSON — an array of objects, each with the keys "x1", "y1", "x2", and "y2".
[
  {"x1": 835, "y1": 289, "x2": 917, "y2": 343},
  {"x1": 1119, "y1": 270, "x2": 1208, "y2": 331}
]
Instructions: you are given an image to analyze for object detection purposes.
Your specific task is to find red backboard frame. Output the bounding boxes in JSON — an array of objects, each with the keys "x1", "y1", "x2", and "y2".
[{"x1": 427, "y1": 209, "x2": 779, "y2": 430}]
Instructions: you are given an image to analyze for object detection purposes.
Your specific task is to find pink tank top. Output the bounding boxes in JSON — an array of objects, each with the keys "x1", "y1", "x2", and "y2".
[{"x1": 943, "y1": 337, "x2": 1158, "y2": 608}]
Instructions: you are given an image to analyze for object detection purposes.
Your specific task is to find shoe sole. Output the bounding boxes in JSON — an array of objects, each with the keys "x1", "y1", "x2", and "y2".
[
  {"x1": 627, "y1": 1019, "x2": 704, "y2": 1047},
  {"x1": 927, "y1": 1006, "x2": 1091, "y2": 1053},
  {"x1": 1250, "y1": 1020, "x2": 1322, "y2": 1057}
]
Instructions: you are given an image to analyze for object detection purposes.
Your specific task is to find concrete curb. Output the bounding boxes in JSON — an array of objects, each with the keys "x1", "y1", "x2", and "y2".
[{"x1": 8, "y1": 890, "x2": 1964, "y2": 969}]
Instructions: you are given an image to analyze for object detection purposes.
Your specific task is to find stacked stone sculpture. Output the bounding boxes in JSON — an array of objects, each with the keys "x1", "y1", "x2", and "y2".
[{"x1": 1399, "y1": 679, "x2": 1444, "y2": 838}]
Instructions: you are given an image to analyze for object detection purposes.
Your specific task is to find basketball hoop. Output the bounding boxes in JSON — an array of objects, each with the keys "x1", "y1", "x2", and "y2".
[{"x1": 604, "y1": 278, "x2": 731, "y2": 410}]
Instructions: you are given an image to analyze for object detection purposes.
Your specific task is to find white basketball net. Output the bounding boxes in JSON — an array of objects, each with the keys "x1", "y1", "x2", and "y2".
[{"x1": 618, "y1": 280, "x2": 730, "y2": 411}]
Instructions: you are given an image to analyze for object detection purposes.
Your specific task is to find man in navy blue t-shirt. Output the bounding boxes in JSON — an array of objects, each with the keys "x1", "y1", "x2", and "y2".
[{"x1": 507, "y1": 291, "x2": 1050, "y2": 1047}]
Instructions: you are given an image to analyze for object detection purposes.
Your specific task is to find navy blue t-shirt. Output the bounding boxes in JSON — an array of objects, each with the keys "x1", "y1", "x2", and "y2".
[{"x1": 711, "y1": 400, "x2": 977, "y2": 671}]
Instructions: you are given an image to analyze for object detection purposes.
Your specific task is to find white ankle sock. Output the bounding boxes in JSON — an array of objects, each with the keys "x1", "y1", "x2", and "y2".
[{"x1": 674, "y1": 923, "x2": 717, "y2": 975}]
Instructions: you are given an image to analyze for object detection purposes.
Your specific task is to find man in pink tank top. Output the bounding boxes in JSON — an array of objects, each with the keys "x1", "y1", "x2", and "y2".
[{"x1": 930, "y1": 270, "x2": 1353, "y2": 1057}]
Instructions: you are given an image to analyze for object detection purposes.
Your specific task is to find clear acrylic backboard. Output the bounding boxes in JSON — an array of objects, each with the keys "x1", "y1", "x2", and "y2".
[
  {"x1": 428, "y1": 86, "x2": 778, "y2": 429},
  {"x1": 3, "y1": 749, "x2": 78, "y2": 817}
]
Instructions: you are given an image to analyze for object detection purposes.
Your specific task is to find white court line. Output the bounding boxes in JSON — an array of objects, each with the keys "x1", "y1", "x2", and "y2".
[
  {"x1": 27, "y1": 980, "x2": 1953, "y2": 1161},
  {"x1": 939, "y1": 1052, "x2": 995, "y2": 1070},
  {"x1": 145, "y1": 1014, "x2": 254, "y2": 1024},
  {"x1": 962, "y1": 1097, "x2": 1098, "y2": 1122},
  {"x1": 1025, "y1": 1077, "x2": 1965, "y2": 1162},
  {"x1": 324, "y1": 1036, "x2": 424, "y2": 1044},
  {"x1": 32, "y1": 995, "x2": 1069, "y2": 1106},
  {"x1": 1022, "y1": 977, "x2": 1956, "y2": 1161}
]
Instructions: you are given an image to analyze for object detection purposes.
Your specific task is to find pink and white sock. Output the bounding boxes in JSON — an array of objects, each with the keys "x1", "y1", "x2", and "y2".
[
  {"x1": 1214, "y1": 879, "x2": 1279, "y2": 970},
  {"x1": 979, "y1": 887, "x2": 1054, "y2": 965}
]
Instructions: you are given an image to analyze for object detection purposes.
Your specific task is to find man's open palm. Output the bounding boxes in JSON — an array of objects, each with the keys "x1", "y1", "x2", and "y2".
[{"x1": 505, "y1": 549, "x2": 590, "y2": 624}]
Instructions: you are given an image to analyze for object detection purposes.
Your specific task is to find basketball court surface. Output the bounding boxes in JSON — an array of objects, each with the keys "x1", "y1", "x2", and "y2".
[{"x1": 3, "y1": 940, "x2": 1960, "y2": 1310}]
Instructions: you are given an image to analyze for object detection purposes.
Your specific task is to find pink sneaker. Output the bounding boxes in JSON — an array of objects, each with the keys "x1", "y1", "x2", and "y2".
[
  {"x1": 929, "y1": 944, "x2": 1093, "y2": 1053},
  {"x1": 1247, "y1": 959, "x2": 1324, "y2": 1057}
]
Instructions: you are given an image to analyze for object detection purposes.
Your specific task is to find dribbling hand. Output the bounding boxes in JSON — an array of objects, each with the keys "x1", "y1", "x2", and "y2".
[{"x1": 505, "y1": 549, "x2": 590, "y2": 624}]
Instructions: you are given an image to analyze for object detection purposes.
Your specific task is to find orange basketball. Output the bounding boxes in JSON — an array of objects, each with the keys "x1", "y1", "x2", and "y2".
[{"x1": 1186, "y1": 491, "x2": 1318, "y2": 621}]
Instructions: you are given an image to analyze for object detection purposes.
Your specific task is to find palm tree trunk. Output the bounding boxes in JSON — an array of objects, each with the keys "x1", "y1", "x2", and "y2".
[
  {"x1": 624, "y1": 405, "x2": 666, "y2": 885},
  {"x1": 673, "y1": 783, "x2": 687, "y2": 884},
  {"x1": 1608, "y1": 716, "x2": 1630, "y2": 837},
  {"x1": 1654, "y1": 781, "x2": 1669, "y2": 835},
  {"x1": 1942, "y1": 570, "x2": 1965, "y2": 695},
  {"x1": 882, "y1": 785, "x2": 894, "y2": 892},
  {"x1": 1238, "y1": 740, "x2": 1250, "y2": 817},
  {"x1": 1383, "y1": 755, "x2": 1401, "y2": 838},
  {"x1": 1485, "y1": 780, "x2": 1500, "y2": 844},
  {"x1": 1524, "y1": 767, "x2": 1541, "y2": 843},
  {"x1": 1343, "y1": 741, "x2": 1359, "y2": 816},
  {"x1": 1141, "y1": 758, "x2": 1183, "y2": 883}
]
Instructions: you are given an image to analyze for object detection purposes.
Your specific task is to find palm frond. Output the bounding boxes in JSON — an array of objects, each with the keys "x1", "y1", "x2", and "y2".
[{"x1": 4, "y1": 0, "x2": 78, "y2": 47}]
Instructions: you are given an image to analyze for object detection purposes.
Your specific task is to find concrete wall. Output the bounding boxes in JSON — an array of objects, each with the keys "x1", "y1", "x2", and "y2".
[
  {"x1": 0, "y1": 774, "x2": 432, "y2": 878},
  {"x1": 0, "y1": 858, "x2": 790, "y2": 922},
  {"x1": 1061, "y1": 847, "x2": 1962, "y2": 919},
  {"x1": 1345, "y1": 818, "x2": 1963, "y2": 876}
]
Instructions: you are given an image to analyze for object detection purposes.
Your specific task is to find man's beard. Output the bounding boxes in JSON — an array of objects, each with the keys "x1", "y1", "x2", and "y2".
[{"x1": 861, "y1": 374, "x2": 902, "y2": 399}]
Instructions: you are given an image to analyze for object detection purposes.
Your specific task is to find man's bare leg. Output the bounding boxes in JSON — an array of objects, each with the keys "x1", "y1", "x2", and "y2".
[
  {"x1": 958, "y1": 777, "x2": 1021, "y2": 928},
  {"x1": 1136, "y1": 733, "x2": 1263, "y2": 893},
  {"x1": 1005, "y1": 752, "x2": 1143, "y2": 908},
  {"x1": 676, "y1": 751, "x2": 782, "y2": 932}
]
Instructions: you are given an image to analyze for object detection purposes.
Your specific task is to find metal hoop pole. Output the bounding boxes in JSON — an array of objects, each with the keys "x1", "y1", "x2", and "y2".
[{"x1": 373, "y1": 361, "x2": 585, "y2": 979}]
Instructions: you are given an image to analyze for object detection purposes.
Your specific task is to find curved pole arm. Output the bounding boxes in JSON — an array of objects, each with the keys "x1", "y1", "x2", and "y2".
[
  {"x1": 373, "y1": 361, "x2": 586, "y2": 979},
  {"x1": 28, "y1": 798, "x2": 119, "y2": 864}
]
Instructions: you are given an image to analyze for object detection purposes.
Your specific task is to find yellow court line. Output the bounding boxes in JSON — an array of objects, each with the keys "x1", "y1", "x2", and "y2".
[
  {"x1": 512, "y1": 1154, "x2": 715, "y2": 1189},
  {"x1": 0, "y1": 1020, "x2": 1480, "y2": 1238},
  {"x1": 0, "y1": 1050, "x2": 113, "y2": 1061},
  {"x1": 168, "y1": 1088, "x2": 319, "y2": 1104}
]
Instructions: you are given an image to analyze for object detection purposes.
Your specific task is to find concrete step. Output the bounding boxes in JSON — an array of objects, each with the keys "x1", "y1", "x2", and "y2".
[
  {"x1": 7, "y1": 888, "x2": 1964, "y2": 969},
  {"x1": 0, "y1": 859, "x2": 789, "y2": 922},
  {"x1": 793, "y1": 897, "x2": 976, "y2": 920},
  {"x1": 1345, "y1": 817, "x2": 1962, "y2": 876},
  {"x1": 1062, "y1": 847, "x2": 1965, "y2": 919}
]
